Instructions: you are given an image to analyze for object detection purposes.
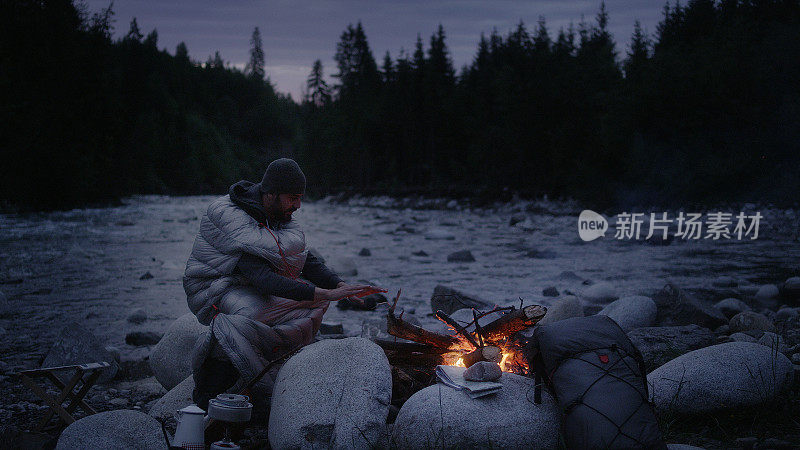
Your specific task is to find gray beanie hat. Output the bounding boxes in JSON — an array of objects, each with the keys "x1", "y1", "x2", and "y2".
[{"x1": 259, "y1": 158, "x2": 306, "y2": 194}]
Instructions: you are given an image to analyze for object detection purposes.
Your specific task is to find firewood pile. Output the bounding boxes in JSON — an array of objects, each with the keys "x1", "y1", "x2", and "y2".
[{"x1": 374, "y1": 290, "x2": 548, "y2": 409}]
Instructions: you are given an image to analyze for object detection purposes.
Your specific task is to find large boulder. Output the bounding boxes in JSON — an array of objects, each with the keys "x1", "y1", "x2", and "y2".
[
  {"x1": 392, "y1": 373, "x2": 560, "y2": 449},
  {"x1": 540, "y1": 296, "x2": 584, "y2": 324},
  {"x1": 599, "y1": 296, "x2": 657, "y2": 332},
  {"x1": 729, "y1": 311, "x2": 776, "y2": 333},
  {"x1": 56, "y1": 409, "x2": 165, "y2": 450},
  {"x1": 627, "y1": 325, "x2": 715, "y2": 371},
  {"x1": 648, "y1": 342, "x2": 794, "y2": 414},
  {"x1": 149, "y1": 313, "x2": 207, "y2": 390},
  {"x1": 653, "y1": 282, "x2": 727, "y2": 329},
  {"x1": 430, "y1": 285, "x2": 490, "y2": 315},
  {"x1": 581, "y1": 282, "x2": 618, "y2": 303},
  {"x1": 148, "y1": 375, "x2": 195, "y2": 422},
  {"x1": 269, "y1": 338, "x2": 391, "y2": 449},
  {"x1": 42, "y1": 322, "x2": 119, "y2": 383}
]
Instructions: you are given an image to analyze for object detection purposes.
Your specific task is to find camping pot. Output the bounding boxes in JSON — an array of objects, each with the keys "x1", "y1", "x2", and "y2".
[
  {"x1": 171, "y1": 404, "x2": 206, "y2": 449},
  {"x1": 207, "y1": 394, "x2": 252, "y2": 423}
]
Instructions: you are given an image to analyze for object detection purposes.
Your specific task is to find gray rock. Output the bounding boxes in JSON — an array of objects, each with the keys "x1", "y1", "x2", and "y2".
[
  {"x1": 269, "y1": 338, "x2": 391, "y2": 449},
  {"x1": 647, "y1": 342, "x2": 794, "y2": 414},
  {"x1": 127, "y1": 308, "x2": 147, "y2": 324},
  {"x1": 118, "y1": 376, "x2": 167, "y2": 399},
  {"x1": 392, "y1": 373, "x2": 560, "y2": 449},
  {"x1": 653, "y1": 282, "x2": 727, "y2": 329},
  {"x1": 358, "y1": 248, "x2": 371, "y2": 256},
  {"x1": 328, "y1": 256, "x2": 358, "y2": 277},
  {"x1": 447, "y1": 250, "x2": 475, "y2": 263},
  {"x1": 581, "y1": 282, "x2": 618, "y2": 303},
  {"x1": 139, "y1": 271, "x2": 154, "y2": 280},
  {"x1": 149, "y1": 313, "x2": 207, "y2": 390},
  {"x1": 713, "y1": 298, "x2": 750, "y2": 319},
  {"x1": 781, "y1": 276, "x2": 800, "y2": 299},
  {"x1": 125, "y1": 331, "x2": 162, "y2": 346},
  {"x1": 147, "y1": 375, "x2": 194, "y2": 422},
  {"x1": 542, "y1": 286, "x2": 559, "y2": 297},
  {"x1": 757, "y1": 332, "x2": 787, "y2": 353},
  {"x1": 754, "y1": 284, "x2": 779, "y2": 300},
  {"x1": 463, "y1": 361, "x2": 502, "y2": 381},
  {"x1": 599, "y1": 296, "x2": 657, "y2": 332},
  {"x1": 42, "y1": 322, "x2": 119, "y2": 383},
  {"x1": 57, "y1": 409, "x2": 165, "y2": 450},
  {"x1": 792, "y1": 353, "x2": 800, "y2": 364},
  {"x1": 729, "y1": 311, "x2": 776, "y2": 333},
  {"x1": 711, "y1": 276, "x2": 737, "y2": 288},
  {"x1": 540, "y1": 296, "x2": 583, "y2": 324},
  {"x1": 430, "y1": 285, "x2": 490, "y2": 315},
  {"x1": 775, "y1": 307, "x2": 799, "y2": 322},
  {"x1": 627, "y1": 325, "x2": 715, "y2": 370},
  {"x1": 729, "y1": 332, "x2": 757, "y2": 343}
]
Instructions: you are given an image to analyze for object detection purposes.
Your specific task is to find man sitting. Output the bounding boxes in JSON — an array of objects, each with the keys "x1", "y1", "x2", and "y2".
[{"x1": 183, "y1": 158, "x2": 373, "y2": 408}]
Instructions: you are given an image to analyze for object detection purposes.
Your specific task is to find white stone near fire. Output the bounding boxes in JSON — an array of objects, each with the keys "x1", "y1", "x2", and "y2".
[
  {"x1": 269, "y1": 338, "x2": 391, "y2": 449},
  {"x1": 392, "y1": 372, "x2": 560, "y2": 449}
]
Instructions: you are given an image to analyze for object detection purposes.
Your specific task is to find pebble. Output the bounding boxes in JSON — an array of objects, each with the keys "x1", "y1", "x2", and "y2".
[
  {"x1": 358, "y1": 248, "x2": 371, "y2": 256},
  {"x1": 542, "y1": 286, "x2": 559, "y2": 297},
  {"x1": 138, "y1": 272, "x2": 154, "y2": 280},
  {"x1": 446, "y1": 250, "x2": 475, "y2": 263}
]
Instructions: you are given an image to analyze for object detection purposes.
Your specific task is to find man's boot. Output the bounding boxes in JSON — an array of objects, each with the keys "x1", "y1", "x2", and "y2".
[{"x1": 192, "y1": 356, "x2": 237, "y2": 410}]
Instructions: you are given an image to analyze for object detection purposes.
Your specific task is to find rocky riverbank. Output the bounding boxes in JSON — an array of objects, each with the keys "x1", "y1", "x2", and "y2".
[{"x1": 1, "y1": 195, "x2": 799, "y2": 448}]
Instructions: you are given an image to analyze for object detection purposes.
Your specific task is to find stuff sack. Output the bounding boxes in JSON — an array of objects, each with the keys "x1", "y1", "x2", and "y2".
[{"x1": 530, "y1": 315, "x2": 666, "y2": 449}]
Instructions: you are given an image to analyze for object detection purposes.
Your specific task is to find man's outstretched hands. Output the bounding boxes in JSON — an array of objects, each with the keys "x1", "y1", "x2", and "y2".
[{"x1": 314, "y1": 283, "x2": 380, "y2": 302}]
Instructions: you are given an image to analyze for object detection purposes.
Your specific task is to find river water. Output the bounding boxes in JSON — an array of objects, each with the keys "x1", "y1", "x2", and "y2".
[{"x1": 1, "y1": 195, "x2": 799, "y2": 371}]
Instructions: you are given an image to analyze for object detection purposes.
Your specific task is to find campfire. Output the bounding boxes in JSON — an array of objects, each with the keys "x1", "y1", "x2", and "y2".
[{"x1": 375, "y1": 291, "x2": 547, "y2": 406}]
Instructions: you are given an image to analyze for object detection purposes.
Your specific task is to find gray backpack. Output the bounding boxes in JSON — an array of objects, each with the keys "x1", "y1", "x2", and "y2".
[{"x1": 529, "y1": 315, "x2": 666, "y2": 449}]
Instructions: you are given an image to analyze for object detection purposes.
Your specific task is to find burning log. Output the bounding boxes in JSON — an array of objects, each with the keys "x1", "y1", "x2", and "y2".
[
  {"x1": 461, "y1": 346, "x2": 502, "y2": 368},
  {"x1": 480, "y1": 305, "x2": 547, "y2": 344},
  {"x1": 434, "y1": 310, "x2": 479, "y2": 349},
  {"x1": 387, "y1": 291, "x2": 464, "y2": 350}
]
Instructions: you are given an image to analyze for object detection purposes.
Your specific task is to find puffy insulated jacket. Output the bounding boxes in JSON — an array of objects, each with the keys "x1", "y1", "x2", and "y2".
[{"x1": 183, "y1": 194, "x2": 307, "y2": 325}]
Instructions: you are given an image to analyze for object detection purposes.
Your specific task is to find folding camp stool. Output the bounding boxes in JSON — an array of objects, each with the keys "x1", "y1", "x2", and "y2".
[{"x1": 17, "y1": 361, "x2": 111, "y2": 432}]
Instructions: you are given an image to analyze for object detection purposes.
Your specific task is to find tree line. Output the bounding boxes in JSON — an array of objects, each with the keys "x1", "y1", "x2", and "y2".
[
  {"x1": 298, "y1": 0, "x2": 800, "y2": 207},
  {"x1": 2, "y1": 0, "x2": 798, "y2": 210},
  {"x1": 1, "y1": 0, "x2": 295, "y2": 210}
]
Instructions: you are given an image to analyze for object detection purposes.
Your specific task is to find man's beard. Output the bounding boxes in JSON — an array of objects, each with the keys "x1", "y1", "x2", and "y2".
[{"x1": 266, "y1": 198, "x2": 294, "y2": 223}]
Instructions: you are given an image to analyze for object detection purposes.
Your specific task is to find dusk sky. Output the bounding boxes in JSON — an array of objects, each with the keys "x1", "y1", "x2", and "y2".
[{"x1": 84, "y1": 1, "x2": 665, "y2": 100}]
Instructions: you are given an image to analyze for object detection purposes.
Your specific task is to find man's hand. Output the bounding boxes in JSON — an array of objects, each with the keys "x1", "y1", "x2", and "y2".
[{"x1": 314, "y1": 284, "x2": 373, "y2": 302}]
